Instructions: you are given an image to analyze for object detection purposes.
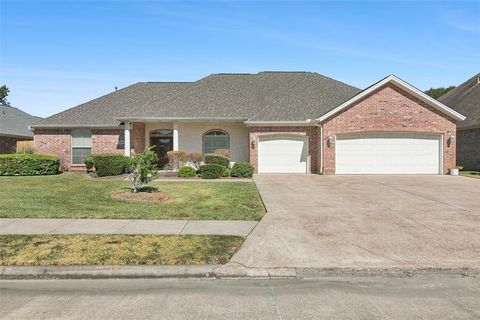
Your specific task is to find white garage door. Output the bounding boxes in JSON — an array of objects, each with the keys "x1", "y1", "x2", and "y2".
[
  {"x1": 258, "y1": 135, "x2": 307, "y2": 173},
  {"x1": 335, "y1": 133, "x2": 441, "y2": 174}
]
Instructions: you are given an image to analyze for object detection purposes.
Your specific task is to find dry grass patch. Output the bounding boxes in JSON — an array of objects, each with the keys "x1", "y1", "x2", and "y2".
[
  {"x1": 0, "y1": 235, "x2": 244, "y2": 266},
  {"x1": 110, "y1": 190, "x2": 170, "y2": 204}
]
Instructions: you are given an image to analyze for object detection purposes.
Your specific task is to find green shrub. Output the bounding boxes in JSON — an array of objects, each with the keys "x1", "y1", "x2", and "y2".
[
  {"x1": 0, "y1": 154, "x2": 59, "y2": 176},
  {"x1": 222, "y1": 167, "x2": 231, "y2": 177},
  {"x1": 84, "y1": 155, "x2": 94, "y2": 171},
  {"x1": 178, "y1": 166, "x2": 196, "y2": 178},
  {"x1": 127, "y1": 146, "x2": 159, "y2": 193},
  {"x1": 204, "y1": 153, "x2": 230, "y2": 168},
  {"x1": 86, "y1": 154, "x2": 128, "y2": 177},
  {"x1": 230, "y1": 162, "x2": 254, "y2": 178},
  {"x1": 199, "y1": 164, "x2": 224, "y2": 179}
]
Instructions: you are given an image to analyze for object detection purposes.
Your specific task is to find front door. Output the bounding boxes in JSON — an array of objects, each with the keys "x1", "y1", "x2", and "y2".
[{"x1": 150, "y1": 136, "x2": 173, "y2": 168}]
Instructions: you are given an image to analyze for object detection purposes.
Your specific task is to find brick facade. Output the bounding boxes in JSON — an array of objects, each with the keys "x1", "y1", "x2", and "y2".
[
  {"x1": 249, "y1": 126, "x2": 319, "y2": 173},
  {"x1": 320, "y1": 83, "x2": 457, "y2": 174},
  {"x1": 457, "y1": 128, "x2": 480, "y2": 170},
  {"x1": 33, "y1": 129, "x2": 72, "y2": 171},
  {"x1": 91, "y1": 130, "x2": 124, "y2": 154},
  {"x1": 132, "y1": 122, "x2": 146, "y2": 154},
  {"x1": 0, "y1": 136, "x2": 32, "y2": 154}
]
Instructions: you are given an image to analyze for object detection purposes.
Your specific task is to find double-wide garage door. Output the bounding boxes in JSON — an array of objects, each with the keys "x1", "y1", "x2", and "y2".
[
  {"x1": 335, "y1": 133, "x2": 441, "y2": 174},
  {"x1": 258, "y1": 135, "x2": 307, "y2": 173}
]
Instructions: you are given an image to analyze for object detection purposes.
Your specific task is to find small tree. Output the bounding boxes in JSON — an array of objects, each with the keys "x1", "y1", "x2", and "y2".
[
  {"x1": 0, "y1": 85, "x2": 11, "y2": 106},
  {"x1": 127, "y1": 147, "x2": 159, "y2": 193}
]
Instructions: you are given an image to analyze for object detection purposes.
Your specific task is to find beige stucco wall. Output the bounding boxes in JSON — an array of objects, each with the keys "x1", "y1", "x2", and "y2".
[{"x1": 144, "y1": 122, "x2": 249, "y2": 162}]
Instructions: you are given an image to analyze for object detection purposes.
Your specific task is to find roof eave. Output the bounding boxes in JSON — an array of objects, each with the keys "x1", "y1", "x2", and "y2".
[
  {"x1": 30, "y1": 124, "x2": 122, "y2": 129},
  {"x1": 116, "y1": 117, "x2": 249, "y2": 122},
  {"x1": 316, "y1": 75, "x2": 467, "y2": 123},
  {"x1": 245, "y1": 120, "x2": 314, "y2": 126}
]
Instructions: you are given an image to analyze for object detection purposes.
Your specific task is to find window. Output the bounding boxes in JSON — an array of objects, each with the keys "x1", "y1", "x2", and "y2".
[
  {"x1": 203, "y1": 130, "x2": 229, "y2": 154},
  {"x1": 72, "y1": 129, "x2": 92, "y2": 165},
  {"x1": 150, "y1": 129, "x2": 173, "y2": 137}
]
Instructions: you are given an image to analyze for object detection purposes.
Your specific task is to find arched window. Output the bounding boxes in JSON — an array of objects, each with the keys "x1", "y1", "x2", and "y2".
[{"x1": 203, "y1": 130, "x2": 229, "y2": 154}]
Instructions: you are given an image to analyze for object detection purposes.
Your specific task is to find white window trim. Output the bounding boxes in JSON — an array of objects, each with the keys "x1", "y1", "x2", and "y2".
[
  {"x1": 202, "y1": 129, "x2": 230, "y2": 154},
  {"x1": 71, "y1": 129, "x2": 92, "y2": 166}
]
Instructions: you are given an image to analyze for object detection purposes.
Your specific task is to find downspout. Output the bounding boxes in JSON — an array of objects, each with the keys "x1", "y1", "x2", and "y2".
[{"x1": 319, "y1": 124, "x2": 324, "y2": 174}]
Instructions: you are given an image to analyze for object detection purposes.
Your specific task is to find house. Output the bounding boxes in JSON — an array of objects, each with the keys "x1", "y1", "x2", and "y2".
[
  {"x1": 0, "y1": 104, "x2": 41, "y2": 153},
  {"x1": 31, "y1": 72, "x2": 465, "y2": 174},
  {"x1": 438, "y1": 73, "x2": 480, "y2": 170}
]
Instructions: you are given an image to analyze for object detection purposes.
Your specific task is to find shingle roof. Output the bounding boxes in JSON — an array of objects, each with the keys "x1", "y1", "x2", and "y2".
[
  {"x1": 32, "y1": 82, "x2": 193, "y2": 127},
  {"x1": 32, "y1": 72, "x2": 360, "y2": 127},
  {"x1": 439, "y1": 73, "x2": 480, "y2": 129},
  {"x1": 0, "y1": 105, "x2": 41, "y2": 137},
  {"x1": 119, "y1": 71, "x2": 360, "y2": 121}
]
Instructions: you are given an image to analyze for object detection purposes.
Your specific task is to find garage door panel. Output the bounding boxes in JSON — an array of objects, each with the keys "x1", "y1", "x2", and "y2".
[
  {"x1": 258, "y1": 136, "x2": 307, "y2": 173},
  {"x1": 335, "y1": 133, "x2": 441, "y2": 174}
]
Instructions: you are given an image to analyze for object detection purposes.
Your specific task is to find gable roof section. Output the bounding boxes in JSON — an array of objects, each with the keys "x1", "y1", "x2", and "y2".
[
  {"x1": 0, "y1": 105, "x2": 41, "y2": 137},
  {"x1": 31, "y1": 82, "x2": 192, "y2": 128},
  {"x1": 316, "y1": 75, "x2": 466, "y2": 123},
  {"x1": 116, "y1": 72, "x2": 360, "y2": 123},
  {"x1": 438, "y1": 73, "x2": 480, "y2": 129}
]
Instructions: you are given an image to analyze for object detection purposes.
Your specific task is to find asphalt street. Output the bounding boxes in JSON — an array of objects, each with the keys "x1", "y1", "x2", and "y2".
[{"x1": 1, "y1": 275, "x2": 479, "y2": 319}]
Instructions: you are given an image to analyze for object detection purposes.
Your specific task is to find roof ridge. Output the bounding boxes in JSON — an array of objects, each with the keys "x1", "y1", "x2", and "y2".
[{"x1": 142, "y1": 81, "x2": 194, "y2": 84}]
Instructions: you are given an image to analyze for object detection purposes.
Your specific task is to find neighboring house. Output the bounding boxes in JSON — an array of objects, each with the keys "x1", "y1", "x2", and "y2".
[
  {"x1": 0, "y1": 104, "x2": 41, "y2": 153},
  {"x1": 439, "y1": 73, "x2": 480, "y2": 170},
  {"x1": 31, "y1": 72, "x2": 465, "y2": 174}
]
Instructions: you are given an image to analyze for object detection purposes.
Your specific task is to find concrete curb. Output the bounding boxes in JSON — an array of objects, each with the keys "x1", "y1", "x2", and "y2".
[
  {"x1": 0, "y1": 265, "x2": 219, "y2": 280},
  {"x1": 1, "y1": 263, "x2": 479, "y2": 280}
]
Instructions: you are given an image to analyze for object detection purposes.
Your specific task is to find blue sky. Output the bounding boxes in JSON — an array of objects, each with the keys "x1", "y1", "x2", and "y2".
[{"x1": 1, "y1": 1, "x2": 479, "y2": 118}]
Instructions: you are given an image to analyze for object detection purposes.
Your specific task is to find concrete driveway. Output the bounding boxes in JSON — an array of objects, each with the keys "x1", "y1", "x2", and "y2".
[{"x1": 231, "y1": 175, "x2": 480, "y2": 269}]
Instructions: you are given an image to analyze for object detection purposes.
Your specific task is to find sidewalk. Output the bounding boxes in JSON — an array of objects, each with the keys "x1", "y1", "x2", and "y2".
[{"x1": 0, "y1": 218, "x2": 257, "y2": 237}]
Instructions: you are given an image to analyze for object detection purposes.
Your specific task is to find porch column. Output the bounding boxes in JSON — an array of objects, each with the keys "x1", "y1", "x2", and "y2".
[
  {"x1": 124, "y1": 122, "x2": 131, "y2": 156},
  {"x1": 173, "y1": 122, "x2": 179, "y2": 151}
]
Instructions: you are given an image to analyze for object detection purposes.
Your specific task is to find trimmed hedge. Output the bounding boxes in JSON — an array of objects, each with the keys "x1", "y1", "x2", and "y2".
[
  {"x1": 230, "y1": 162, "x2": 254, "y2": 178},
  {"x1": 178, "y1": 166, "x2": 196, "y2": 178},
  {"x1": 199, "y1": 164, "x2": 224, "y2": 179},
  {"x1": 222, "y1": 167, "x2": 231, "y2": 177},
  {"x1": 0, "y1": 154, "x2": 59, "y2": 176},
  {"x1": 85, "y1": 154, "x2": 128, "y2": 177},
  {"x1": 204, "y1": 153, "x2": 230, "y2": 168}
]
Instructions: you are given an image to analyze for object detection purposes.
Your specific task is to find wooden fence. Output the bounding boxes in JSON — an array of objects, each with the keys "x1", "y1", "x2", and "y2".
[{"x1": 16, "y1": 140, "x2": 34, "y2": 153}]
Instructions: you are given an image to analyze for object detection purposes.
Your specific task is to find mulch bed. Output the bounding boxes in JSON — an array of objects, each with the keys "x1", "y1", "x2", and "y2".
[{"x1": 110, "y1": 190, "x2": 171, "y2": 204}]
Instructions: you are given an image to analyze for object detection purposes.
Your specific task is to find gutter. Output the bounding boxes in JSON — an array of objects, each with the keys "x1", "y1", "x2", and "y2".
[
  {"x1": 115, "y1": 117, "x2": 249, "y2": 122},
  {"x1": 29, "y1": 124, "x2": 124, "y2": 130},
  {"x1": 245, "y1": 120, "x2": 315, "y2": 126}
]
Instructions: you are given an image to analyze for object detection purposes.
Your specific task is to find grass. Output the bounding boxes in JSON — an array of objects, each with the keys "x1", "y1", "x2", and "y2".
[
  {"x1": 0, "y1": 234, "x2": 244, "y2": 265},
  {"x1": 460, "y1": 170, "x2": 480, "y2": 179},
  {"x1": 0, "y1": 173, "x2": 265, "y2": 220}
]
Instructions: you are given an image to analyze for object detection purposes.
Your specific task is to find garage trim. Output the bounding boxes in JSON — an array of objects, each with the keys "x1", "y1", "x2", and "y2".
[
  {"x1": 334, "y1": 132, "x2": 443, "y2": 174},
  {"x1": 257, "y1": 134, "x2": 308, "y2": 174}
]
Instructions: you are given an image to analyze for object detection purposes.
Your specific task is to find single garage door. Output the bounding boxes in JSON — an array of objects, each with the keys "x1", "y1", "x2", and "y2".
[
  {"x1": 258, "y1": 135, "x2": 307, "y2": 173},
  {"x1": 335, "y1": 133, "x2": 441, "y2": 174}
]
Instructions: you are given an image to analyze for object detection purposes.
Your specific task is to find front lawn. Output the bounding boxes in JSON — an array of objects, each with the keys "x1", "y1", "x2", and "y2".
[
  {"x1": 0, "y1": 235, "x2": 243, "y2": 265},
  {"x1": 0, "y1": 174, "x2": 265, "y2": 220},
  {"x1": 460, "y1": 171, "x2": 480, "y2": 179}
]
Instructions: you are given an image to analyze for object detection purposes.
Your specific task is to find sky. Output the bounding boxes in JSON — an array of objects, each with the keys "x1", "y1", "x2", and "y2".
[{"x1": 0, "y1": 1, "x2": 479, "y2": 118}]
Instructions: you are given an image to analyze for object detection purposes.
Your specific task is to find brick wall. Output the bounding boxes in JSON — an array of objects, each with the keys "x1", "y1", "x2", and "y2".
[
  {"x1": 132, "y1": 122, "x2": 145, "y2": 154},
  {"x1": 33, "y1": 129, "x2": 71, "y2": 171},
  {"x1": 0, "y1": 136, "x2": 32, "y2": 154},
  {"x1": 321, "y1": 83, "x2": 458, "y2": 174},
  {"x1": 457, "y1": 128, "x2": 480, "y2": 170},
  {"x1": 91, "y1": 130, "x2": 124, "y2": 154},
  {"x1": 249, "y1": 126, "x2": 319, "y2": 173}
]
